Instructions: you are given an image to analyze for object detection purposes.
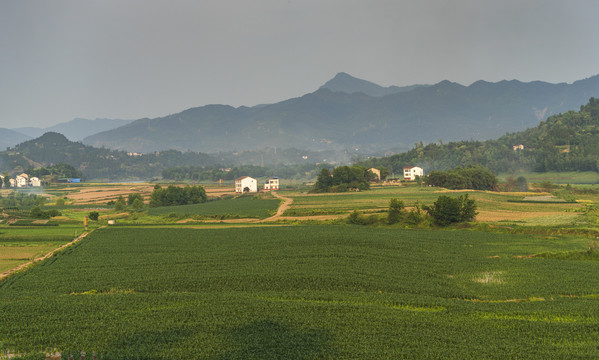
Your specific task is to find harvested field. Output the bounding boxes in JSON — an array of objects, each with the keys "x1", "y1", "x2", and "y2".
[{"x1": 62, "y1": 184, "x2": 235, "y2": 204}]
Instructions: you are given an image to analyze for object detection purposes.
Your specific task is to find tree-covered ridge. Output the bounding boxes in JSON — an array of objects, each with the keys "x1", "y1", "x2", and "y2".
[
  {"x1": 361, "y1": 98, "x2": 599, "y2": 174},
  {"x1": 0, "y1": 132, "x2": 216, "y2": 180}
]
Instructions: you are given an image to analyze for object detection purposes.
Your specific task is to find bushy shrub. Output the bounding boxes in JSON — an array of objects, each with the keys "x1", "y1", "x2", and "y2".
[
  {"x1": 423, "y1": 194, "x2": 477, "y2": 226},
  {"x1": 88, "y1": 211, "x2": 100, "y2": 221}
]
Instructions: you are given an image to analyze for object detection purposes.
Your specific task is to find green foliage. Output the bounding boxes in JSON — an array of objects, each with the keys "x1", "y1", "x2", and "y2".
[
  {"x1": 113, "y1": 195, "x2": 126, "y2": 211},
  {"x1": 313, "y1": 166, "x2": 370, "y2": 193},
  {"x1": 387, "y1": 198, "x2": 405, "y2": 224},
  {"x1": 0, "y1": 192, "x2": 46, "y2": 208},
  {"x1": 26, "y1": 162, "x2": 82, "y2": 180},
  {"x1": 426, "y1": 165, "x2": 497, "y2": 190},
  {"x1": 360, "y1": 98, "x2": 599, "y2": 174},
  {"x1": 88, "y1": 211, "x2": 100, "y2": 221},
  {"x1": 29, "y1": 206, "x2": 61, "y2": 219},
  {"x1": 149, "y1": 184, "x2": 207, "y2": 208},
  {"x1": 127, "y1": 193, "x2": 143, "y2": 206},
  {"x1": 423, "y1": 194, "x2": 478, "y2": 226}
]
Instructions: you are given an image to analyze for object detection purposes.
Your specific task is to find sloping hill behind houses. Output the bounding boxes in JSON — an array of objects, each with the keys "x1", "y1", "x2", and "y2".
[{"x1": 360, "y1": 97, "x2": 599, "y2": 175}]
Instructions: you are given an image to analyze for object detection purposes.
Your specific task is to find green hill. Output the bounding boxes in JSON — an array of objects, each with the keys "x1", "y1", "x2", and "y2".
[{"x1": 361, "y1": 98, "x2": 599, "y2": 175}]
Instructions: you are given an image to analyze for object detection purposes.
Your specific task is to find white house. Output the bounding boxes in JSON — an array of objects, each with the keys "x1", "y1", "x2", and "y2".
[
  {"x1": 264, "y1": 177, "x2": 280, "y2": 191},
  {"x1": 16, "y1": 173, "x2": 29, "y2": 188},
  {"x1": 0, "y1": 175, "x2": 3, "y2": 188},
  {"x1": 9, "y1": 178, "x2": 16, "y2": 187},
  {"x1": 235, "y1": 176, "x2": 258, "y2": 193},
  {"x1": 403, "y1": 166, "x2": 424, "y2": 181},
  {"x1": 30, "y1": 177, "x2": 41, "y2": 187}
]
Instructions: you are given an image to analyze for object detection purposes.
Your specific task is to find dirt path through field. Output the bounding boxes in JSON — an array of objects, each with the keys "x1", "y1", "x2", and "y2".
[
  {"x1": 259, "y1": 191, "x2": 293, "y2": 222},
  {"x1": 0, "y1": 232, "x2": 90, "y2": 282}
]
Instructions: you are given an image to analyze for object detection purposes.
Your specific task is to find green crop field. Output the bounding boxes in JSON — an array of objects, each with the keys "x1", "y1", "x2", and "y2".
[
  {"x1": 0, "y1": 225, "x2": 83, "y2": 273},
  {"x1": 146, "y1": 196, "x2": 281, "y2": 219},
  {"x1": 1, "y1": 226, "x2": 598, "y2": 359}
]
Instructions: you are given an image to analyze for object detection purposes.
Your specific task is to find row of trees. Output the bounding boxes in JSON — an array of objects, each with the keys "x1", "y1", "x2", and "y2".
[
  {"x1": 149, "y1": 185, "x2": 207, "y2": 208},
  {"x1": 350, "y1": 195, "x2": 478, "y2": 227},
  {"x1": 426, "y1": 165, "x2": 498, "y2": 190},
  {"x1": 313, "y1": 166, "x2": 373, "y2": 193}
]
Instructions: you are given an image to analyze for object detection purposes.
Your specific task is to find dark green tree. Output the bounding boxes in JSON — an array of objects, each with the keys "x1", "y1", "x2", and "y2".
[
  {"x1": 387, "y1": 198, "x2": 405, "y2": 225},
  {"x1": 423, "y1": 194, "x2": 477, "y2": 226}
]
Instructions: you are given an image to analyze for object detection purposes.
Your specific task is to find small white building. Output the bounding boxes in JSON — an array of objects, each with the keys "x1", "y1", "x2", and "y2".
[
  {"x1": 235, "y1": 176, "x2": 258, "y2": 193},
  {"x1": 16, "y1": 173, "x2": 29, "y2": 188},
  {"x1": 9, "y1": 178, "x2": 16, "y2": 187},
  {"x1": 0, "y1": 175, "x2": 3, "y2": 188},
  {"x1": 264, "y1": 177, "x2": 280, "y2": 191},
  {"x1": 30, "y1": 177, "x2": 41, "y2": 187},
  {"x1": 403, "y1": 166, "x2": 424, "y2": 181}
]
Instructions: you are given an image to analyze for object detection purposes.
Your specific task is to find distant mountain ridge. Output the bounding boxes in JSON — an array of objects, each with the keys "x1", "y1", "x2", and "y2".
[
  {"x1": 12, "y1": 118, "x2": 133, "y2": 141},
  {"x1": 82, "y1": 73, "x2": 599, "y2": 154},
  {"x1": 319, "y1": 72, "x2": 429, "y2": 96},
  {"x1": 0, "y1": 128, "x2": 31, "y2": 150}
]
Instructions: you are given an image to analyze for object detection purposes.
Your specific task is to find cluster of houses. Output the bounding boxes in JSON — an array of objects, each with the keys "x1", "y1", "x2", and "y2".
[
  {"x1": 0, "y1": 173, "x2": 42, "y2": 188},
  {"x1": 235, "y1": 176, "x2": 279, "y2": 193},
  {"x1": 234, "y1": 166, "x2": 424, "y2": 193}
]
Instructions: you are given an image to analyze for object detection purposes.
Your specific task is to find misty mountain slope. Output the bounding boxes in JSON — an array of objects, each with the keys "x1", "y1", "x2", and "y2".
[
  {"x1": 13, "y1": 118, "x2": 133, "y2": 141},
  {"x1": 320, "y1": 72, "x2": 429, "y2": 97},
  {"x1": 82, "y1": 73, "x2": 599, "y2": 153},
  {"x1": 0, "y1": 128, "x2": 31, "y2": 150},
  {"x1": 361, "y1": 97, "x2": 599, "y2": 174}
]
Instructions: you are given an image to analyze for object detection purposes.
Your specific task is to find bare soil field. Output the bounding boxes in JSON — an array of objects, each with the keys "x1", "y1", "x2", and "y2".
[{"x1": 63, "y1": 184, "x2": 235, "y2": 204}]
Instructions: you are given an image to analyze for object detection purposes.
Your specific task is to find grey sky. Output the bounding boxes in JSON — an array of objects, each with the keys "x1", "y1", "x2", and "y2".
[{"x1": 1, "y1": 0, "x2": 598, "y2": 128}]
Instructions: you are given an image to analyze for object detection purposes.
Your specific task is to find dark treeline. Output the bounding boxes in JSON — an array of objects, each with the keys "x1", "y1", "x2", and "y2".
[
  {"x1": 426, "y1": 165, "x2": 498, "y2": 190},
  {"x1": 25, "y1": 163, "x2": 82, "y2": 179},
  {"x1": 361, "y1": 98, "x2": 599, "y2": 174},
  {"x1": 162, "y1": 164, "x2": 322, "y2": 182},
  {"x1": 149, "y1": 185, "x2": 207, "y2": 208},
  {"x1": 312, "y1": 166, "x2": 372, "y2": 192}
]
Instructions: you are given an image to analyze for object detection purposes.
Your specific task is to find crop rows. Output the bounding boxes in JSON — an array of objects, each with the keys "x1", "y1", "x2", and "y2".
[
  {"x1": 1, "y1": 226, "x2": 598, "y2": 358},
  {"x1": 147, "y1": 196, "x2": 280, "y2": 219}
]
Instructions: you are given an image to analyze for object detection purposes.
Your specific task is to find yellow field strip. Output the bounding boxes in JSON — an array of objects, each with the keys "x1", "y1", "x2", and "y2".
[{"x1": 0, "y1": 231, "x2": 90, "y2": 282}]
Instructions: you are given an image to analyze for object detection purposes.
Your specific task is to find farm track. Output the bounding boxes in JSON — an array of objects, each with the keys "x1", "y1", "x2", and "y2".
[{"x1": 0, "y1": 231, "x2": 90, "y2": 282}]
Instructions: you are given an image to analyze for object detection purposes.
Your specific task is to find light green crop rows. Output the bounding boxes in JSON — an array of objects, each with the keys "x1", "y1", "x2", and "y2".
[{"x1": 1, "y1": 226, "x2": 598, "y2": 359}]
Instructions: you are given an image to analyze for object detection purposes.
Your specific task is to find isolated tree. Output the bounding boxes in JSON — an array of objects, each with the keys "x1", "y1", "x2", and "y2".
[
  {"x1": 423, "y1": 194, "x2": 477, "y2": 226},
  {"x1": 127, "y1": 193, "x2": 143, "y2": 206},
  {"x1": 114, "y1": 195, "x2": 126, "y2": 211},
  {"x1": 131, "y1": 198, "x2": 144, "y2": 211},
  {"x1": 387, "y1": 198, "x2": 405, "y2": 224},
  {"x1": 516, "y1": 176, "x2": 529, "y2": 192},
  {"x1": 88, "y1": 211, "x2": 99, "y2": 221}
]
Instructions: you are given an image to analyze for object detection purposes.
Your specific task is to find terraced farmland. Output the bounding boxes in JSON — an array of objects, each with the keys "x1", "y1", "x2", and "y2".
[{"x1": 1, "y1": 226, "x2": 598, "y2": 358}]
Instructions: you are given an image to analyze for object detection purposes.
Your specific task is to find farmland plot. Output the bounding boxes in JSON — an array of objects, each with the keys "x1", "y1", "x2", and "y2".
[{"x1": 1, "y1": 226, "x2": 598, "y2": 358}]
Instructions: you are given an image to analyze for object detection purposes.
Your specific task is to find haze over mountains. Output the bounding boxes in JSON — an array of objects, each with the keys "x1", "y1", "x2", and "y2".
[
  {"x1": 4, "y1": 73, "x2": 599, "y2": 155},
  {"x1": 10, "y1": 118, "x2": 133, "y2": 143},
  {"x1": 82, "y1": 73, "x2": 599, "y2": 153}
]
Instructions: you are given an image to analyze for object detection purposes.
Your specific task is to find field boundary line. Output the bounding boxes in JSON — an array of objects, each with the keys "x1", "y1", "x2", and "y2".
[
  {"x1": 0, "y1": 230, "x2": 92, "y2": 282},
  {"x1": 259, "y1": 191, "x2": 293, "y2": 222}
]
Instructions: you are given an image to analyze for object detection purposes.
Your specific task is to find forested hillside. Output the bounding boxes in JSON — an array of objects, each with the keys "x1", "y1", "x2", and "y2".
[{"x1": 361, "y1": 98, "x2": 599, "y2": 174}]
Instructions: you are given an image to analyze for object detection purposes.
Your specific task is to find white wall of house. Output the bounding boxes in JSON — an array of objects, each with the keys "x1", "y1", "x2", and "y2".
[
  {"x1": 403, "y1": 166, "x2": 424, "y2": 181},
  {"x1": 235, "y1": 176, "x2": 258, "y2": 193},
  {"x1": 264, "y1": 177, "x2": 280, "y2": 190},
  {"x1": 16, "y1": 176, "x2": 29, "y2": 187},
  {"x1": 30, "y1": 177, "x2": 41, "y2": 187}
]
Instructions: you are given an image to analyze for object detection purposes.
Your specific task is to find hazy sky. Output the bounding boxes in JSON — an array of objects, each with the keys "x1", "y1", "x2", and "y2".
[{"x1": 2, "y1": 0, "x2": 599, "y2": 128}]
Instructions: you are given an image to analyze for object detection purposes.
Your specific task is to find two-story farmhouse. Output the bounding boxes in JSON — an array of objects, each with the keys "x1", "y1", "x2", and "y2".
[
  {"x1": 264, "y1": 177, "x2": 280, "y2": 191},
  {"x1": 235, "y1": 176, "x2": 258, "y2": 193},
  {"x1": 403, "y1": 166, "x2": 424, "y2": 181}
]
